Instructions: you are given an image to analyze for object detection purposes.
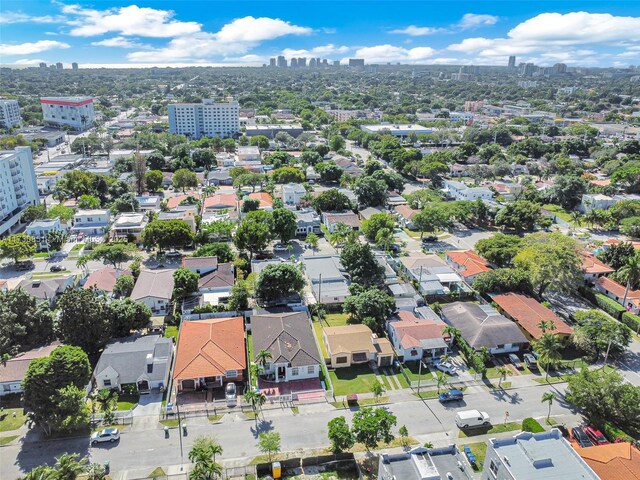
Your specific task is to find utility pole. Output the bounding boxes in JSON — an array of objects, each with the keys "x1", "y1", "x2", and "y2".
[
  {"x1": 175, "y1": 389, "x2": 184, "y2": 470},
  {"x1": 318, "y1": 273, "x2": 322, "y2": 306}
]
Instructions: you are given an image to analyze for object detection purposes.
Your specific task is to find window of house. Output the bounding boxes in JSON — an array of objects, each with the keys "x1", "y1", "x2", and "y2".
[
  {"x1": 103, "y1": 379, "x2": 112, "y2": 387},
  {"x1": 291, "y1": 367, "x2": 299, "y2": 376},
  {"x1": 336, "y1": 357, "x2": 348, "y2": 364},
  {"x1": 410, "y1": 349, "x2": 418, "y2": 357},
  {"x1": 489, "y1": 459, "x2": 499, "y2": 475},
  {"x1": 226, "y1": 370, "x2": 237, "y2": 378},
  {"x1": 3, "y1": 384, "x2": 12, "y2": 392},
  {"x1": 307, "y1": 366, "x2": 314, "y2": 374},
  {"x1": 496, "y1": 344, "x2": 505, "y2": 349}
]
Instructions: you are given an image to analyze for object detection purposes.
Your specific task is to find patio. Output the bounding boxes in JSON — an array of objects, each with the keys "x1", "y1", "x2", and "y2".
[{"x1": 257, "y1": 377, "x2": 323, "y2": 396}]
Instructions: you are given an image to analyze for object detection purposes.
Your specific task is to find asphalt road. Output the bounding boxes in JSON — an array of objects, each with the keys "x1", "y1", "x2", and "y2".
[{"x1": 1, "y1": 382, "x2": 579, "y2": 479}]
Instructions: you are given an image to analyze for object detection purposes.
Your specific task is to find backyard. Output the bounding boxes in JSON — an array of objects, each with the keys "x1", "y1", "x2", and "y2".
[
  {"x1": 0, "y1": 408, "x2": 26, "y2": 432},
  {"x1": 329, "y1": 364, "x2": 392, "y2": 396}
]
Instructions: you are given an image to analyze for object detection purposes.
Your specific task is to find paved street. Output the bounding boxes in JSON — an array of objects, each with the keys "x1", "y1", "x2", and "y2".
[{"x1": 1, "y1": 381, "x2": 580, "y2": 479}]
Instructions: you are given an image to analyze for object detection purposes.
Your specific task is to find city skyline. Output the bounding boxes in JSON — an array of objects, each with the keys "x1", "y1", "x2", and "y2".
[{"x1": 1, "y1": 1, "x2": 639, "y2": 68}]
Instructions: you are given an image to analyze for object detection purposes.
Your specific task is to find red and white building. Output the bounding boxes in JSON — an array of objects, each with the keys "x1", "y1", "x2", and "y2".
[{"x1": 40, "y1": 96, "x2": 95, "y2": 131}]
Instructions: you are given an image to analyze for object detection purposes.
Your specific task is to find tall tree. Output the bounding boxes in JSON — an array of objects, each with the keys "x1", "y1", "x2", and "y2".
[
  {"x1": 173, "y1": 268, "x2": 200, "y2": 301},
  {"x1": 256, "y1": 263, "x2": 305, "y2": 303},
  {"x1": 340, "y1": 242, "x2": 384, "y2": 287},
  {"x1": 475, "y1": 234, "x2": 522, "y2": 267},
  {"x1": 534, "y1": 333, "x2": 563, "y2": 381},
  {"x1": 0, "y1": 233, "x2": 36, "y2": 263},
  {"x1": 88, "y1": 242, "x2": 136, "y2": 269},
  {"x1": 56, "y1": 287, "x2": 111, "y2": 355},
  {"x1": 257, "y1": 431, "x2": 281, "y2": 462},
  {"x1": 0, "y1": 289, "x2": 54, "y2": 357},
  {"x1": 343, "y1": 287, "x2": 395, "y2": 333},
  {"x1": 142, "y1": 220, "x2": 194, "y2": 252},
  {"x1": 173, "y1": 168, "x2": 198, "y2": 193},
  {"x1": 541, "y1": 392, "x2": 555, "y2": 422},
  {"x1": 233, "y1": 210, "x2": 273, "y2": 261},
  {"x1": 327, "y1": 416, "x2": 355, "y2": 453},
  {"x1": 272, "y1": 208, "x2": 297, "y2": 244},
  {"x1": 351, "y1": 407, "x2": 397, "y2": 451},
  {"x1": 618, "y1": 252, "x2": 640, "y2": 308},
  {"x1": 107, "y1": 299, "x2": 152, "y2": 337}
]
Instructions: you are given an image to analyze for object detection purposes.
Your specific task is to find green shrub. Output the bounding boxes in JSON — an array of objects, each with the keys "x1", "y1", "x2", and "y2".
[
  {"x1": 595, "y1": 419, "x2": 635, "y2": 443},
  {"x1": 621, "y1": 312, "x2": 640, "y2": 332},
  {"x1": 522, "y1": 417, "x2": 545, "y2": 433},
  {"x1": 595, "y1": 293, "x2": 625, "y2": 319}
]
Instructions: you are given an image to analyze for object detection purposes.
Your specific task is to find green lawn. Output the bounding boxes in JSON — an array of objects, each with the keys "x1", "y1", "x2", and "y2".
[
  {"x1": 116, "y1": 394, "x2": 139, "y2": 411},
  {"x1": 542, "y1": 204, "x2": 573, "y2": 223},
  {"x1": 0, "y1": 435, "x2": 19, "y2": 446},
  {"x1": 71, "y1": 244, "x2": 84, "y2": 252},
  {"x1": 463, "y1": 442, "x2": 487, "y2": 471},
  {"x1": 402, "y1": 362, "x2": 432, "y2": 383},
  {"x1": 413, "y1": 390, "x2": 440, "y2": 399},
  {"x1": 329, "y1": 364, "x2": 390, "y2": 396},
  {"x1": 165, "y1": 326, "x2": 178, "y2": 340},
  {"x1": 312, "y1": 322, "x2": 329, "y2": 359},
  {"x1": 0, "y1": 408, "x2": 26, "y2": 432},
  {"x1": 459, "y1": 421, "x2": 521, "y2": 438},
  {"x1": 148, "y1": 467, "x2": 166, "y2": 478},
  {"x1": 322, "y1": 313, "x2": 350, "y2": 327},
  {"x1": 160, "y1": 419, "x2": 180, "y2": 427},
  {"x1": 330, "y1": 396, "x2": 391, "y2": 409}
]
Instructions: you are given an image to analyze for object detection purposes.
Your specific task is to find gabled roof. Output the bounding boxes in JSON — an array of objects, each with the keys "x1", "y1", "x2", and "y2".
[
  {"x1": 203, "y1": 193, "x2": 237, "y2": 210},
  {"x1": 17, "y1": 277, "x2": 68, "y2": 300},
  {"x1": 580, "y1": 251, "x2": 615, "y2": 275},
  {"x1": 491, "y1": 293, "x2": 573, "y2": 339},
  {"x1": 166, "y1": 193, "x2": 200, "y2": 210},
  {"x1": 389, "y1": 313, "x2": 447, "y2": 350},
  {"x1": 182, "y1": 256, "x2": 218, "y2": 271},
  {"x1": 84, "y1": 266, "x2": 130, "y2": 292},
  {"x1": 596, "y1": 276, "x2": 640, "y2": 307},
  {"x1": 131, "y1": 269, "x2": 175, "y2": 301},
  {"x1": 394, "y1": 204, "x2": 419, "y2": 221},
  {"x1": 198, "y1": 263, "x2": 234, "y2": 289},
  {"x1": 173, "y1": 317, "x2": 246, "y2": 380},
  {"x1": 576, "y1": 442, "x2": 640, "y2": 480},
  {"x1": 323, "y1": 211, "x2": 360, "y2": 228},
  {"x1": 324, "y1": 324, "x2": 393, "y2": 356},
  {"x1": 0, "y1": 342, "x2": 61, "y2": 383},
  {"x1": 446, "y1": 250, "x2": 492, "y2": 278},
  {"x1": 251, "y1": 311, "x2": 320, "y2": 367},
  {"x1": 247, "y1": 192, "x2": 273, "y2": 208}
]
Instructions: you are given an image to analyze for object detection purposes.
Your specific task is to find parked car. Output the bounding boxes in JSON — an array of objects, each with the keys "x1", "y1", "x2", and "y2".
[
  {"x1": 273, "y1": 243, "x2": 289, "y2": 252},
  {"x1": 438, "y1": 389, "x2": 464, "y2": 403},
  {"x1": 571, "y1": 426, "x2": 594, "y2": 448},
  {"x1": 225, "y1": 382, "x2": 237, "y2": 407},
  {"x1": 435, "y1": 362, "x2": 458, "y2": 375},
  {"x1": 584, "y1": 425, "x2": 609, "y2": 445},
  {"x1": 91, "y1": 428, "x2": 120, "y2": 445},
  {"x1": 50, "y1": 265, "x2": 63, "y2": 272},
  {"x1": 508, "y1": 354, "x2": 523, "y2": 370},
  {"x1": 523, "y1": 353, "x2": 538, "y2": 370},
  {"x1": 166, "y1": 251, "x2": 182, "y2": 258},
  {"x1": 421, "y1": 235, "x2": 438, "y2": 243},
  {"x1": 388, "y1": 244, "x2": 402, "y2": 254},
  {"x1": 455, "y1": 410, "x2": 490, "y2": 429}
]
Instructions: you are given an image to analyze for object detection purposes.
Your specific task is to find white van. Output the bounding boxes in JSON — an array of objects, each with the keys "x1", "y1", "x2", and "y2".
[{"x1": 455, "y1": 409, "x2": 490, "y2": 428}]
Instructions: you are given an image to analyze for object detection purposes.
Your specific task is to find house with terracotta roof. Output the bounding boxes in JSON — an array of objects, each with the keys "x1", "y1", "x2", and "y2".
[
  {"x1": 387, "y1": 311, "x2": 449, "y2": 362},
  {"x1": 580, "y1": 250, "x2": 614, "y2": 284},
  {"x1": 445, "y1": 250, "x2": 492, "y2": 283},
  {"x1": 83, "y1": 266, "x2": 130, "y2": 295},
  {"x1": 576, "y1": 442, "x2": 640, "y2": 480},
  {"x1": 394, "y1": 205, "x2": 419, "y2": 230},
  {"x1": 201, "y1": 193, "x2": 238, "y2": 218},
  {"x1": 0, "y1": 343, "x2": 61, "y2": 396},
  {"x1": 595, "y1": 276, "x2": 640, "y2": 314},
  {"x1": 323, "y1": 324, "x2": 394, "y2": 368},
  {"x1": 166, "y1": 193, "x2": 200, "y2": 210},
  {"x1": 240, "y1": 192, "x2": 273, "y2": 214},
  {"x1": 491, "y1": 292, "x2": 574, "y2": 342},
  {"x1": 173, "y1": 317, "x2": 246, "y2": 391},
  {"x1": 250, "y1": 311, "x2": 321, "y2": 383}
]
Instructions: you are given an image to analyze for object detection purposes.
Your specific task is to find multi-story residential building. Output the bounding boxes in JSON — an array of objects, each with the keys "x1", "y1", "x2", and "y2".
[
  {"x1": 236, "y1": 146, "x2": 261, "y2": 162},
  {"x1": 244, "y1": 124, "x2": 303, "y2": 138},
  {"x1": 111, "y1": 213, "x2": 148, "y2": 242},
  {"x1": 40, "y1": 97, "x2": 95, "y2": 131},
  {"x1": 0, "y1": 147, "x2": 39, "y2": 237},
  {"x1": 168, "y1": 100, "x2": 239, "y2": 139},
  {"x1": 26, "y1": 218, "x2": 65, "y2": 251},
  {"x1": 282, "y1": 183, "x2": 306, "y2": 205},
  {"x1": 444, "y1": 180, "x2": 493, "y2": 201},
  {"x1": 71, "y1": 209, "x2": 111, "y2": 236},
  {"x1": 0, "y1": 99, "x2": 21, "y2": 129}
]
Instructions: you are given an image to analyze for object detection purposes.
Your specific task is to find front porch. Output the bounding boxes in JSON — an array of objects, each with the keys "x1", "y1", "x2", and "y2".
[{"x1": 177, "y1": 376, "x2": 223, "y2": 391}]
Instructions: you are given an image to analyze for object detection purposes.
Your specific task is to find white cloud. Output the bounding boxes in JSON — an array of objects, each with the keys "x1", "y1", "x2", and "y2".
[
  {"x1": 0, "y1": 40, "x2": 70, "y2": 56},
  {"x1": 128, "y1": 16, "x2": 313, "y2": 63},
  {"x1": 282, "y1": 44, "x2": 349, "y2": 57},
  {"x1": 13, "y1": 58, "x2": 48, "y2": 66},
  {"x1": 458, "y1": 14, "x2": 499, "y2": 30},
  {"x1": 447, "y1": 12, "x2": 640, "y2": 65},
  {"x1": 350, "y1": 44, "x2": 435, "y2": 64},
  {"x1": 63, "y1": 4, "x2": 201, "y2": 37},
  {"x1": 91, "y1": 37, "x2": 147, "y2": 48},
  {"x1": 390, "y1": 25, "x2": 443, "y2": 36},
  {"x1": 0, "y1": 12, "x2": 64, "y2": 24}
]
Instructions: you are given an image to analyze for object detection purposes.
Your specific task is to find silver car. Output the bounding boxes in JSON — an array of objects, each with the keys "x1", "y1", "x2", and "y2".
[{"x1": 91, "y1": 428, "x2": 120, "y2": 445}]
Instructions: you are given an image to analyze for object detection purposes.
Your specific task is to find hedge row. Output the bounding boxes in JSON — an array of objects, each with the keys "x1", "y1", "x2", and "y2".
[
  {"x1": 595, "y1": 293, "x2": 626, "y2": 320},
  {"x1": 621, "y1": 312, "x2": 640, "y2": 332},
  {"x1": 595, "y1": 419, "x2": 635, "y2": 444}
]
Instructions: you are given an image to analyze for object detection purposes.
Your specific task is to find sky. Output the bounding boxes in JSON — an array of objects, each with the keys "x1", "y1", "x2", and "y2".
[{"x1": 1, "y1": 1, "x2": 639, "y2": 68}]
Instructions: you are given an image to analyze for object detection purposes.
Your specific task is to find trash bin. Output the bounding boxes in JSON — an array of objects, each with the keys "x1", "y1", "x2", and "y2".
[
  {"x1": 164, "y1": 426, "x2": 169, "y2": 438},
  {"x1": 272, "y1": 461, "x2": 281, "y2": 479},
  {"x1": 182, "y1": 425, "x2": 187, "y2": 436}
]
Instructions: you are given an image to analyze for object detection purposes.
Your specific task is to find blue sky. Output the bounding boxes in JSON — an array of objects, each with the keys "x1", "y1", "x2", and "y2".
[{"x1": 1, "y1": 1, "x2": 639, "y2": 68}]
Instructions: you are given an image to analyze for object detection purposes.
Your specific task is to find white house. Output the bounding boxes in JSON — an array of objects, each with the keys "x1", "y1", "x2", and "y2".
[
  {"x1": 71, "y1": 209, "x2": 111, "y2": 236},
  {"x1": 111, "y1": 213, "x2": 148, "y2": 241},
  {"x1": 26, "y1": 218, "x2": 65, "y2": 251},
  {"x1": 282, "y1": 183, "x2": 306, "y2": 206},
  {"x1": 130, "y1": 270, "x2": 175, "y2": 315},
  {"x1": 136, "y1": 196, "x2": 161, "y2": 213},
  {"x1": 295, "y1": 210, "x2": 321, "y2": 236},
  {"x1": 236, "y1": 146, "x2": 261, "y2": 162},
  {"x1": 444, "y1": 180, "x2": 493, "y2": 201},
  {"x1": 387, "y1": 311, "x2": 449, "y2": 363},
  {"x1": 0, "y1": 343, "x2": 61, "y2": 396}
]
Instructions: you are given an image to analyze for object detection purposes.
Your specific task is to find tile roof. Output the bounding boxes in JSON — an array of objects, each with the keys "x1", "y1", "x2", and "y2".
[
  {"x1": 323, "y1": 211, "x2": 360, "y2": 228},
  {"x1": 166, "y1": 193, "x2": 200, "y2": 210},
  {"x1": 198, "y1": 263, "x2": 234, "y2": 289},
  {"x1": 324, "y1": 324, "x2": 394, "y2": 356},
  {"x1": 84, "y1": 267, "x2": 131, "y2": 292},
  {"x1": 580, "y1": 251, "x2": 615, "y2": 275},
  {"x1": 389, "y1": 312, "x2": 447, "y2": 350},
  {"x1": 446, "y1": 250, "x2": 492, "y2": 278},
  {"x1": 0, "y1": 342, "x2": 61, "y2": 383},
  {"x1": 173, "y1": 317, "x2": 246, "y2": 380},
  {"x1": 251, "y1": 311, "x2": 320, "y2": 367},
  {"x1": 596, "y1": 276, "x2": 640, "y2": 308},
  {"x1": 247, "y1": 192, "x2": 273, "y2": 208},
  {"x1": 576, "y1": 442, "x2": 640, "y2": 480},
  {"x1": 202, "y1": 193, "x2": 237, "y2": 210},
  {"x1": 131, "y1": 269, "x2": 175, "y2": 301},
  {"x1": 491, "y1": 293, "x2": 573, "y2": 339}
]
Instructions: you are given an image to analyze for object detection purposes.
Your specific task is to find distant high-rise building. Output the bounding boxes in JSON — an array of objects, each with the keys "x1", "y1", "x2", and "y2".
[
  {"x1": 41, "y1": 96, "x2": 95, "y2": 131},
  {"x1": 322, "y1": 59, "x2": 329, "y2": 66},
  {"x1": 56, "y1": 62, "x2": 63, "y2": 70},
  {"x1": 168, "y1": 99, "x2": 239, "y2": 139},
  {"x1": 553, "y1": 63, "x2": 567, "y2": 74},
  {"x1": 0, "y1": 99, "x2": 22, "y2": 129},
  {"x1": 277, "y1": 55, "x2": 287, "y2": 68},
  {"x1": 72, "y1": 62, "x2": 79, "y2": 70},
  {"x1": 290, "y1": 58, "x2": 298, "y2": 68},
  {"x1": 316, "y1": 58, "x2": 321, "y2": 67},
  {"x1": 349, "y1": 58, "x2": 365, "y2": 67},
  {"x1": 38, "y1": 62, "x2": 47, "y2": 69},
  {"x1": 520, "y1": 63, "x2": 536, "y2": 77},
  {"x1": 269, "y1": 58, "x2": 276, "y2": 68},
  {"x1": 333, "y1": 60, "x2": 340, "y2": 67},
  {"x1": 298, "y1": 57, "x2": 307, "y2": 67},
  {"x1": 508, "y1": 56, "x2": 516, "y2": 68},
  {"x1": 309, "y1": 58, "x2": 317, "y2": 68}
]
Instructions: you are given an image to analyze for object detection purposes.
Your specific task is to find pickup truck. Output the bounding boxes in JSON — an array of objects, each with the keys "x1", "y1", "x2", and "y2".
[{"x1": 438, "y1": 389, "x2": 464, "y2": 403}]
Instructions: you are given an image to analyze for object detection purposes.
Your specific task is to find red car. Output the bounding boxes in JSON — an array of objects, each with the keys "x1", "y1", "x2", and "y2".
[{"x1": 584, "y1": 426, "x2": 609, "y2": 445}]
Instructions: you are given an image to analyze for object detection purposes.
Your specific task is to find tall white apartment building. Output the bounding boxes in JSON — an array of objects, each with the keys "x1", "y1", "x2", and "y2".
[
  {"x1": 0, "y1": 147, "x2": 40, "y2": 237},
  {"x1": 168, "y1": 100, "x2": 239, "y2": 139},
  {"x1": 0, "y1": 99, "x2": 21, "y2": 129},
  {"x1": 40, "y1": 96, "x2": 95, "y2": 131}
]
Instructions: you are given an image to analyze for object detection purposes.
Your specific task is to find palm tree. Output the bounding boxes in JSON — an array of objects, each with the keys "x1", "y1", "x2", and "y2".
[
  {"x1": 255, "y1": 350, "x2": 273, "y2": 370},
  {"x1": 541, "y1": 392, "x2": 555, "y2": 422},
  {"x1": 618, "y1": 252, "x2": 640, "y2": 308},
  {"x1": 497, "y1": 366, "x2": 512, "y2": 388},
  {"x1": 375, "y1": 227, "x2": 395, "y2": 253},
  {"x1": 570, "y1": 211, "x2": 582, "y2": 231},
  {"x1": 21, "y1": 466, "x2": 58, "y2": 480},
  {"x1": 329, "y1": 222, "x2": 352, "y2": 252},
  {"x1": 76, "y1": 254, "x2": 90, "y2": 272},
  {"x1": 534, "y1": 333, "x2": 563, "y2": 381},
  {"x1": 54, "y1": 453, "x2": 87, "y2": 480},
  {"x1": 435, "y1": 372, "x2": 449, "y2": 393},
  {"x1": 244, "y1": 390, "x2": 266, "y2": 423},
  {"x1": 94, "y1": 389, "x2": 114, "y2": 413},
  {"x1": 442, "y1": 326, "x2": 459, "y2": 345},
  {"x1": 537, "y1": 320, "x2": 556, "y2": 335},
  {"x1": 85, "y1": 464, "x2": 106, "y2": 480}
]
